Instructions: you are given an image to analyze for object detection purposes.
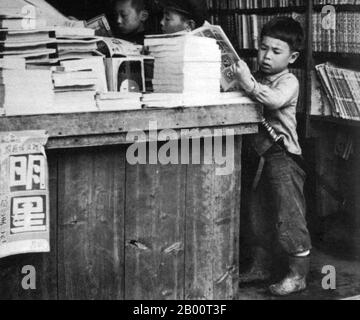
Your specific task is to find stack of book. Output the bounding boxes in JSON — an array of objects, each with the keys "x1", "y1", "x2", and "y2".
[
  {"x1": 312, "y1": 11, "x2": 360, "y2": 53},
  {"x1": 314, "y1": 63, "x2": 360, "y2": 121},
  {"x1": 52, "y1": 64, "x2": 98, "y2": 113},
  {"x1": 54, "y1": 27, "x2": 103, "y2": 61},
  {"x1": 0, "y1": 0, "x2": 60, "y2": 64},
  {"x1": 145, "y1": 34, "x2": 221, "y2": 94},
  {"x1": 207, "y1": 0, "x2": 305, "y2": 9},
  {"x1": 0, "y1": 58, "x2": 54, "y2": 115}
]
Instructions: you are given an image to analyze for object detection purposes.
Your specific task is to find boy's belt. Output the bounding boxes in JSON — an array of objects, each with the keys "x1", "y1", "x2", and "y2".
[{"x1": 252, "y1": 119, "x2": 346, "y2": 206}]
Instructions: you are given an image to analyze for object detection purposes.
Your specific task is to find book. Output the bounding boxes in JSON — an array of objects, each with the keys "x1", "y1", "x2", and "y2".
[
  {"x1": 85, "y1": 14, "x2": 113, "y2": 37},
  {"x1": 0, "y1": 17, "x2": 47, "y2": 29},
  {"x1": 52, "y1": 70, "x2": 98, "y2": 89},
  {"x1": 0, "y1": 68, "x2": 54, "y2": 115},
  {"x1": 0, "y1": 28, "x2": 53, "y2": 42},
  {"x1": 53, "y1": 90, "x2": 97, "y2": 113},
  {"x1": 189, "y1": 23, "x2": 241, "y2": 91},
  {"x1": 97, "y1": 37, "x2": 143, "y2": 57},
  {"x1": 0, "y1": 57, "x2": 25, "y2": 69},
  {"x1": 105, "y1": 57, "x2": 147, "y2": 92},
  {"x1": 60, "y1": 57, "x2": 108, "y2": 93},
  {"x1": 142, "y1": 91, "x2": 254, "y2": 109},
  {"x1": 54, "y1": 26, "x2": 96, "y2": 38},
  {"x1": 95, "y1": 92, "x2": 142, "y2": 111}
]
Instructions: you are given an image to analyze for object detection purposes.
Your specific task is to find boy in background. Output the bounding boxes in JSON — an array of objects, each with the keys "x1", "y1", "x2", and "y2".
[
  {"x1": 111, "y1": 0, "x2": 149, "y2": 44},
  {"x1": 159, "y1": 0, "x2": 208, "y2": 34},
  {"x1": 231, "y1": 17, "x2": 312, "y2": 296}
]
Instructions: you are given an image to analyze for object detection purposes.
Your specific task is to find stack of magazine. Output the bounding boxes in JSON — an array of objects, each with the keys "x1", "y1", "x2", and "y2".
[
  {"x1": 145, "y1": 33, "x2": 221, "y2": 94},
  {"x1": 315, "y1": 63, "x2": 360, "y2": 121}
]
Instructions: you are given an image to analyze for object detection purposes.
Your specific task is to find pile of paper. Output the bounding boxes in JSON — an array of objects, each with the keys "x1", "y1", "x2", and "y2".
[
  {"x1": 52, "y1": 62, "x2": 99, "y2": 113},
  {"x1": 0, "y1": 0, "x2": 60, "y2": 64},
  {"x1": 145, "y1": 34, "x2": 221, "y2": 94},
  {"x1": 96, "y1": 92, "x2": 142, "y2": 111},
  {"x1": 54, "y1": 27, "x2": 103, "y2": 61},
  {"x1": 0, "y1": 60, "x2": 54, "y2": 115},
  {"x1": 142, "y1": 92, "x2": 253, "y2": 108}
]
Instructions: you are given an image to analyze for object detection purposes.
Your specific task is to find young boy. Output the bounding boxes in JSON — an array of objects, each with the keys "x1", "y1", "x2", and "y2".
[
  {"x1": 159, "y1": 0, "x2": 208, "y2": 34},
  {"x1": 111, "y1": 0, "x2": 149, "y2": 44},
  {"x1": 231, "y1": 17, "x2": 312, "y2": 296}
]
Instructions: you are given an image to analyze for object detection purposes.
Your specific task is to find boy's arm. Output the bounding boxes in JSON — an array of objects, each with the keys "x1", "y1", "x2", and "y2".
[{"x1": 231, "y1": 60, "x2": 299, "y2": 110}]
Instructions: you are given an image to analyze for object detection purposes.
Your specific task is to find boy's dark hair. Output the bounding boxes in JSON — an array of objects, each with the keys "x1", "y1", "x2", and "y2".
[
  {"x1": 261, "y1": 17, "x2": 304, "y2": 52},
  {"x1": 111, "y1": 0, "x2": 149, "y2": 12}
]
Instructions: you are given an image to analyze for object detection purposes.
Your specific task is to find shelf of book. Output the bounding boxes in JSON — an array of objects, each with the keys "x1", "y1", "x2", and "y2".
[
  {"x1": 313, "y1": 4, "x2": 360, "y2": 12},
  {"x1": 209, "y1": 6, "x2": 306, "y2": 15},
  {"x1": 310, "y1": 115, "x2": 360, "y2": 128},
  {"x1": 313, "y1": 52, "x2": 360, "y2": 59}
]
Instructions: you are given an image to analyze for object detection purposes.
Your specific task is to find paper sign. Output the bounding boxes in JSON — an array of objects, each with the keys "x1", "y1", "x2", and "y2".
[{"x1": 0, "y1": 130, "x2": 49, "y2": 259}]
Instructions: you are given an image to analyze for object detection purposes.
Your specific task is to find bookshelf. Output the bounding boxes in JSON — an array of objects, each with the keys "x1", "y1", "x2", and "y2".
[{"x1": 307, "y1": 0, "x2": 360, "y2": 255}]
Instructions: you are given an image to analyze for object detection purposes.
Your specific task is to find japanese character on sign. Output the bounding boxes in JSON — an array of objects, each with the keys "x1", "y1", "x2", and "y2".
[
  {"x1": 10, "y1": 155, "x2": 46, "y2": 191},
  {"x1": 11, "y1": 196, "x2": 47, "y2": 234}
]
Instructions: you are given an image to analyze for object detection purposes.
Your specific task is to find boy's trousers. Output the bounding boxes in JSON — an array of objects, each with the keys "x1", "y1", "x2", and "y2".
[{"x1": 249, "y1": 144, "x2": 312, "y2": 255}]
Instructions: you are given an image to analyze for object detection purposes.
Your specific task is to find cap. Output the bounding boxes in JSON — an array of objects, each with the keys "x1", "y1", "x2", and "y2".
[{"x1": 158, "y1": 0, "x2": 208, "y2": 26}]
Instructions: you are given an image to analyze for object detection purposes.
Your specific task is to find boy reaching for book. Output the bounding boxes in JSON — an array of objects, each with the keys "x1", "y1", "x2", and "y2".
[
  {"x1": 111, "y1": 0, "x2": 149, "y2": 44},
  {"x1": 230, "y1": 17, "x2": 312, "y2": 296},
  {"x1": 159, "y1": 0, "x2": 208, "y2": 34}
]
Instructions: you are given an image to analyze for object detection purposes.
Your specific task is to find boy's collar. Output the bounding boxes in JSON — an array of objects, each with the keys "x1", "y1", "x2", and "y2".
[{"x1": 258, "y1": 69, "x2": 289, "y2": 83}]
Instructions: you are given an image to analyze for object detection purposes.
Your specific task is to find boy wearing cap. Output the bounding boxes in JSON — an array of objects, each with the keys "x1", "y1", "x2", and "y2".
[
  {"x1": 111, "y1": 0, "x2": 149, "y2": 44},
  {"x1": 159, "y1": 0, "x2": 208, "y2": 34}
]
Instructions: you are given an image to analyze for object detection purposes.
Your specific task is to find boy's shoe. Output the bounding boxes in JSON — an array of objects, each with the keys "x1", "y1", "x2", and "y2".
[
  {"x1": 269, "y1": 255, "x2": 310, "y2": 296},
  {"x1": 239, "y1": 247, "x2": 271, "y2": 284}
]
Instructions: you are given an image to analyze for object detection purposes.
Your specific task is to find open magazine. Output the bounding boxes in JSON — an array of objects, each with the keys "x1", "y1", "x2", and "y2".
[
  {"x1": 97, "y1": 37, "x2": 143, "y2": 57},
  {"x1": 191, "y1": 24, "x2": 241, "y2": 91}
]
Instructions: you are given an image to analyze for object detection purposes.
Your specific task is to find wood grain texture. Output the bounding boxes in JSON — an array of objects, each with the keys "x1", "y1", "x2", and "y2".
[
  {"x1": 45, "y1": 124, "x2": 258, "y2": 150},
  {"x1": 125, "y1": 145, "x2": 187, "y2": 300},
  {"x1": 0, "y1": 104, "x2": 262, "y2": 140},
  {"x1": 184, "y1": 137, "x2": 242, "y2": 300},
  {"x1": 57, "y1": 147, "x2": 126, "y2": 300}
]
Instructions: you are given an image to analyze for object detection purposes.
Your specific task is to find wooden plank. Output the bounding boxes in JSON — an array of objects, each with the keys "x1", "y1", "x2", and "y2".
[
  {"x1": 212, "y1": 136, "x2": 242, "y2": 300},
  {"x1": 125, "y1": 147, "x2": 187, "y2": 300},
  {"x1": 57, "y1": 147, "x2": 126, "y2": 300},
  {"x1": 184, "y1": 137, "x2": 241, "y2": 300},
  {"x1": 0, "y1": 154, "x2": 58, "y2": 300},
  {"x1": 0, "y1": 104, "x2": 262, "y2": 140},
  {"x1": 45, "y1": 124, "x2": 258, "y2": 150}
]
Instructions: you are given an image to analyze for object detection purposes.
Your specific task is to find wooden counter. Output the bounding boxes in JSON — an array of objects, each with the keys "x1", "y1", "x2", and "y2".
[{"x1": 0, "y1": 102, "x2": 262, "y2": 300}]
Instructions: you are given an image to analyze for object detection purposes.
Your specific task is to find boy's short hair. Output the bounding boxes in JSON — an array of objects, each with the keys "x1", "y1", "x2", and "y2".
[
  {"x1": 112, "y1": 0, "x2": 148, "y2": 12},
  {"x1": 261, "y1": 17, "x2": 304, "y2": 52}
]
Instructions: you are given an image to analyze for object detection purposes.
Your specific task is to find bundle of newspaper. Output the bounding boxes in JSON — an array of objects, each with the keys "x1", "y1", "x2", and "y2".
[
  {"x1": 54, "y1": 26, "x2": 103, "y2": 61},
  {"x1": 145, "y1": 34, "x2": 221, "y2": 94},
  {"x1": 96, "y1": 92, "x2": 142, "y2": 111},
  {"x1": 0, "y1": 58, "x2": 55, "y2": 115},
  {"x1": 51, "y1": 60, "x2": 100, "y2": 113}
]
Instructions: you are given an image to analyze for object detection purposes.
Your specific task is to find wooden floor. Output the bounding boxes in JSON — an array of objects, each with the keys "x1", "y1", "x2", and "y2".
[{"x1": 237, "y1": 247, "x2": 360, "y2": 300}]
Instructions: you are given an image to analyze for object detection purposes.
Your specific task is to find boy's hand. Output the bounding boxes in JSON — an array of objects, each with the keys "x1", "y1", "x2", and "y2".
[{"x1": 230, "y1": 60, "x2": 255, "y2": 93}]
